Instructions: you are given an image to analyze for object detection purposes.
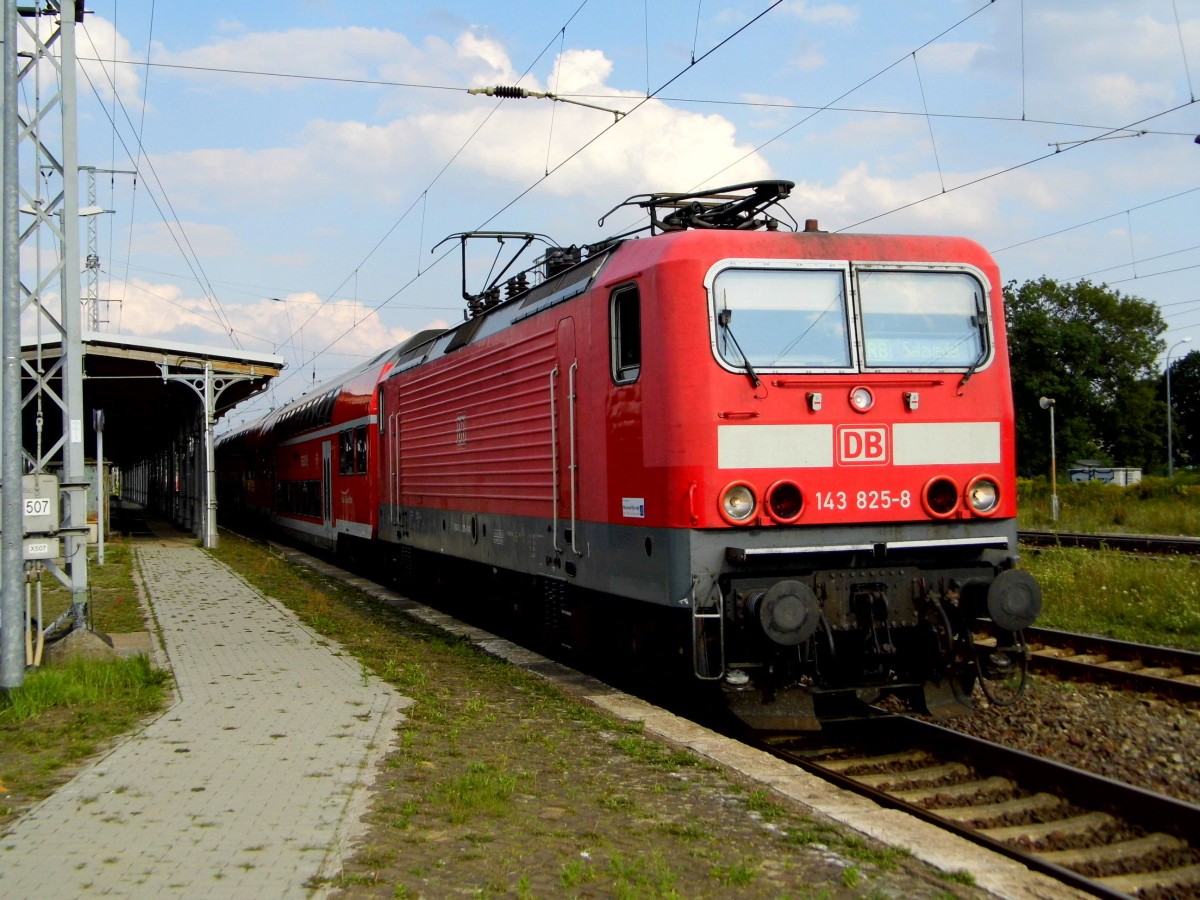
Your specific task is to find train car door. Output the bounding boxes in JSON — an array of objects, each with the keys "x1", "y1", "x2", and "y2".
[
  {"x1": 386, "y1": 402, "x2": 401, "y2": 530},
  {"x1": 553, "y1": 317, "x2": 579, "y2": 555},
  {"x1": 322, "y1": 439, "x2": 333, "y2": 530}
]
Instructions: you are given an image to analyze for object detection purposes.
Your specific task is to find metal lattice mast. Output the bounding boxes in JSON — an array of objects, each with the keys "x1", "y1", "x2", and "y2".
[
  {"x1": 81, "y1": 166, "x2": 130, "y2": 332},
  {"x1": 85, "y1": 166, "x2": 101, "y2": 330},
  {"x1": 13, "y1": 1, "x2": 88, "y2": 638},
  {"x1": 2, "y1": 0, "x2": 25, "y2": 689}
]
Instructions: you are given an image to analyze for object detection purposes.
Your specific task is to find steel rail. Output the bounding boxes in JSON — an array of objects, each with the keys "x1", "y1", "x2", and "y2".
[
  {"x1": 1019, "y1": 530, "x2": 1200, "y2": 555},
  {"x1": 763, "y1": 717, "x2": 1200, "y2": 899},
  {"x1": 977, "y1": 625, "x2": 1200, "y2": 702}
]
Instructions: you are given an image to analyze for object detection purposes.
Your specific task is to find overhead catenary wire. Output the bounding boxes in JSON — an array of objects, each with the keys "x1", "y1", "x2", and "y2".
[
  {"x1": 261, "y1": 1, "x2": 783, "y2": 406},
  {"x1": 1069, "y1": 243, "x2": 1200, "y2": 282},
  {"x1": 685, "y1": 0, "x2": 1198, "y2": 242},
  {"x1": 267, "y1": 0, "x2": 595, "y2": 378},
  {"x1": 701, "y1": 0, "x2": 998, "y2": 188},
  {"x1": 81, "y1": 2, "x2": 1200, "y2": 415},
  {"x1": 79, "y1": 18, "x2": 242, "y2": 349},
  {"x1": 912, "y1": 51, "x2": 945, "y2": 194},
  {"x1": 839, "y1": 98, "x2": 1200, "y2": 232},
  {"x1": 1173, "y1": 0, "x2": 1196, "y2": 102},
  {"x1": 116, "y1": 0, "x2": 154, "y2": 335},
  {"x1": 81, "y1": 55, "x2": 1200, "y2": 142},
  {"x1": 991, "y1": 185, "x2": 1200, "y2": 254}
]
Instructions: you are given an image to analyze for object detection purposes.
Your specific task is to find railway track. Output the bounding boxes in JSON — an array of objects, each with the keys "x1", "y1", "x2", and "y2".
[
  {"x1": 977, "y1": 626, "x2": 1200, "y2": 702},
  {"x1": 764, "y1": 717, "x2": 1200, "y2": 898},
  {"x1": 1019, "y1": 530, "x2": 1200, "y2": 555}
]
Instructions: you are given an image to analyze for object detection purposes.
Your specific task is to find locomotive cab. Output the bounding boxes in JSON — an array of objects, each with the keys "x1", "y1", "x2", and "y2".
[{"x1": 595, "y1": 185, "x2": 1040, "y2": 729}]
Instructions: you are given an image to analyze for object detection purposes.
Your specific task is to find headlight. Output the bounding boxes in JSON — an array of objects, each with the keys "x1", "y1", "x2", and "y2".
[
  {"x1": 720, "y1": 482, "x2": 757, "y2": 524},
  {"x1": 848, "y1": 385, "x2": 874, "y2": 412},
  {"x1": 966, "y1": 477, "x2": 1000, "y2": 515}
]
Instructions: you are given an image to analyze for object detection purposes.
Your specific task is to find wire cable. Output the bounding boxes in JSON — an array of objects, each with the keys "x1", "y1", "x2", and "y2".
[
  {"x1": 261, "y1": 2, "x2": 782, "y2": 405},
  {"x1": 80, "y1": 19, "x2": 242, "y2": 347}
]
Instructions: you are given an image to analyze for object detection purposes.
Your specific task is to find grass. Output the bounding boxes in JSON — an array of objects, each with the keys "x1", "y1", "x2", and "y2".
[
  {"x1": 1, "y1": 536, "x2": 168, "y2": 825},
  {"x1": 1018, "y1": 546, "x2": 1200, "y2": 649},
  {"x1": 436, "y1": 762, "x2": 522, "y2": 824},
  {"x1": 0, "y1": 655, "x2": 170, "y2": 822},
  {"x1": 1015, "y1": 478, "x2": 1200, "y2": 651},
  {"x1": 34, "y1": 537, "x2": 149, "y2": 635},
  {"x1": 0, "y1": 654, "x2": 166, "y2": 722},
  {"x1": 1018, "y1": 476, "x2": 1200, "y2": 535}
]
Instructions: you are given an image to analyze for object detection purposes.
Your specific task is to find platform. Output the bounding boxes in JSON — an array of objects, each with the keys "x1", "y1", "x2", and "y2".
[{"x1": 0, "y1": 529, "x2": 407, "y2": 897}]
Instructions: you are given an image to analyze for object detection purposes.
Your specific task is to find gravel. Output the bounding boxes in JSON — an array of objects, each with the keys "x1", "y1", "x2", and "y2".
[{"x1": 944, "y1": 675, "x2": 1200, "y2": 806}]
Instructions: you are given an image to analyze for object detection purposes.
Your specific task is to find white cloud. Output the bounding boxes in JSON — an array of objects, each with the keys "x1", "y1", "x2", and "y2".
[
  {"x1": 104, "y1": 277, "x2": 226, "y2": 338},
  {"x1": 142, "y1": 37, "x2": 773, "y2": 212},
  {"x1": 1020, "y1": 8, "x2": 1195, "y2": 119},
  {"x1": 787, "y1": 160, "x2": 1084, "y2": 240},
  {"x1": 784, "y1": 2, "x2": 858, "y2": 25},
  {"x1": 918, "y1": 41, "x2": 983, "y2": 74},
  {"x1": 78, "y1": 17, "x2": 144, "y2": 103},
  {"x1": 237, "y1": 293, "x2": 420, "y2": 359},
  {"x1": 132, "y1": 221, "x2": 239, "y2": 259},
  {"x1": 455, "y1": 32, "x2": 517, "y2": 85},
  {"x1": 95, "y1": 279, "x2": 434, "y2": 367},
  {"x1": 154, "y1": 26, "x2": 422, "y2": 92}
]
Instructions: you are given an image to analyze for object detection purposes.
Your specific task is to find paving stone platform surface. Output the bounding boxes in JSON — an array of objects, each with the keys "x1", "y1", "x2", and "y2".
[{"x1": 0, "y1": 538, "x2": 407, "y2": 898}]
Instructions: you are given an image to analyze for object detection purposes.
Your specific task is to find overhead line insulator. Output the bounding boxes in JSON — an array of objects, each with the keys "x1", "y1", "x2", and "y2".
[{"x1": 468, "y1": 85, "x2": 536, "y2": 100}]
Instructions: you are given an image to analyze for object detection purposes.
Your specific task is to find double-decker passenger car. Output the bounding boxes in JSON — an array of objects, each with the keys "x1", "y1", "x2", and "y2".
[
  {"x1": 221, "y1": 182, "x2": 1040, "y2": 729},
  {"x1": 218, "y1": 336, "x2": 437, "y2": 555}
]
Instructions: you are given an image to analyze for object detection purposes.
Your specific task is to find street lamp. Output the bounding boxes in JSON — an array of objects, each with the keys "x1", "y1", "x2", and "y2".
[
  {"x1": 1167, "y1": 337, "x2": 1193, "y2": 479},
  {"x1": 1039, "y1": 397, "x2": 1058, "y2": 522}
]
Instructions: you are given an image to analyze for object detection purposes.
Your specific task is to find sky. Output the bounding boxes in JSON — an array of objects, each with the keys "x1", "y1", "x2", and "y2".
[{"x1": 17, "y1": 0, "x2": 1200, "y2": 429}]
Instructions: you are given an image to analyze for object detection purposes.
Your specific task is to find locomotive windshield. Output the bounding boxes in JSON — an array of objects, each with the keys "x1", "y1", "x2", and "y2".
[
  {"x1": 858, "y1": 269, "x2": 986, "y2": 368},
  {"x1": 708, "y1": 263, "x2": 989, "y2": 374},
  {"x1": 712, "y1": 268, "x2": 852, "y2": 369}
]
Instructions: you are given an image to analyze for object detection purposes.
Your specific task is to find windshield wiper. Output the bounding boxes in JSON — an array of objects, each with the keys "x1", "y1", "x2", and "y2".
[
  {"x1": 718, "y1": 309, "x2": 761, "y2": 389},
  {"x1": 957, "y1": 293, "x2": 988, "y2": 390}
]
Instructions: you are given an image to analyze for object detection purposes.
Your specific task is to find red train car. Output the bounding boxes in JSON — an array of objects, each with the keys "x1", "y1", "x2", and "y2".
[
  {"x1": 219, "y1": 336, "x2": 437, "y2": 553},
  {"x1": 370, "y1": 183, "x2": 1040, "y2": 728}
]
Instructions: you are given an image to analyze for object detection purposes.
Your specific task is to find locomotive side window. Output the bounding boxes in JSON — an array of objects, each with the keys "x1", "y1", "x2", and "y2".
[
  {"x1": 611, "y1": 284, "x2": 642, "y2": 383},
  {"x1": 857, "y1": 270, "x2": 987, "y2": 369},
  {"x1": 338, "y1": 430, "x2": 354, "y2": 475},
  {"x1": 355, "y1": 426, "x2": 368, "y2": 474},
  {"x1": 711, "y1": 268, "x2": 852, "y2": 370}
]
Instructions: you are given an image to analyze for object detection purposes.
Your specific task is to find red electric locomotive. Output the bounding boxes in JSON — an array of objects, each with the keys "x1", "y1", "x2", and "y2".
[
  {"x1": 219, "y1": 181, "x2": 1039, "y2": 729},
  {"x1": 369, "y1": 182, "x2": 1040, "y2": 729}
]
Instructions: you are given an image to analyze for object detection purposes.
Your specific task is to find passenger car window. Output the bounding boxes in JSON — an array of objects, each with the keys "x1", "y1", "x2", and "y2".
[
  {"x1": 338, "y1": 430, "x2": 354, "y2": 475},
  {"x1": 355, "y1": 426, "x2": 368, "y2": 474}
]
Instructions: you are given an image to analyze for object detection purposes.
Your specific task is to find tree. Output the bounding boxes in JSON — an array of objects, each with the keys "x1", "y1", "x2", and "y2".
[
  {"x1": 1004, "y1": 278, "x2": 1166, "y2": 478},
  {"x1": 1165, "y1": 350, "x2": 1200, "y2": 471}
]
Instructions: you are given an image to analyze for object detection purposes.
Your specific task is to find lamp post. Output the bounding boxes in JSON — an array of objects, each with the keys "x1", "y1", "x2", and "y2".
[
  {"x1": 1039, "y1": 397, "x2": 1058, "y2": 522},
  {"x1": 1167, "y1": 337, "x2": 1192, "y2": 479}
]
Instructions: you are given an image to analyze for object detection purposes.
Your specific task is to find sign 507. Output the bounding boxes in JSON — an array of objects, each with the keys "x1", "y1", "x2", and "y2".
[
  {"x1": 816, "y1": 489, "x2": 913, "y2": 511},
  {"x1": 24, "y1": 497, "x2": 52, "y2": 517}
]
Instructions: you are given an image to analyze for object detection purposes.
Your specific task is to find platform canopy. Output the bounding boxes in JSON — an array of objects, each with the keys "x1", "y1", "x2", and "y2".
[{"x1": 21, "y1": 331, "x2": 284, "y2": 468}]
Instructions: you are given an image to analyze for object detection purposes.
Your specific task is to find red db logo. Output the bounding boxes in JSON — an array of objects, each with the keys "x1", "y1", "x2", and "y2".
[{"x1": 837, "y1": 426, "x2": 889, "y2": 465}]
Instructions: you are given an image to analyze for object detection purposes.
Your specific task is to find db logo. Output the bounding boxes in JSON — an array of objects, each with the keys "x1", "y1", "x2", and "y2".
[{"x1": 837, "y1": 425, "x2": 890, "y2": 465}]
